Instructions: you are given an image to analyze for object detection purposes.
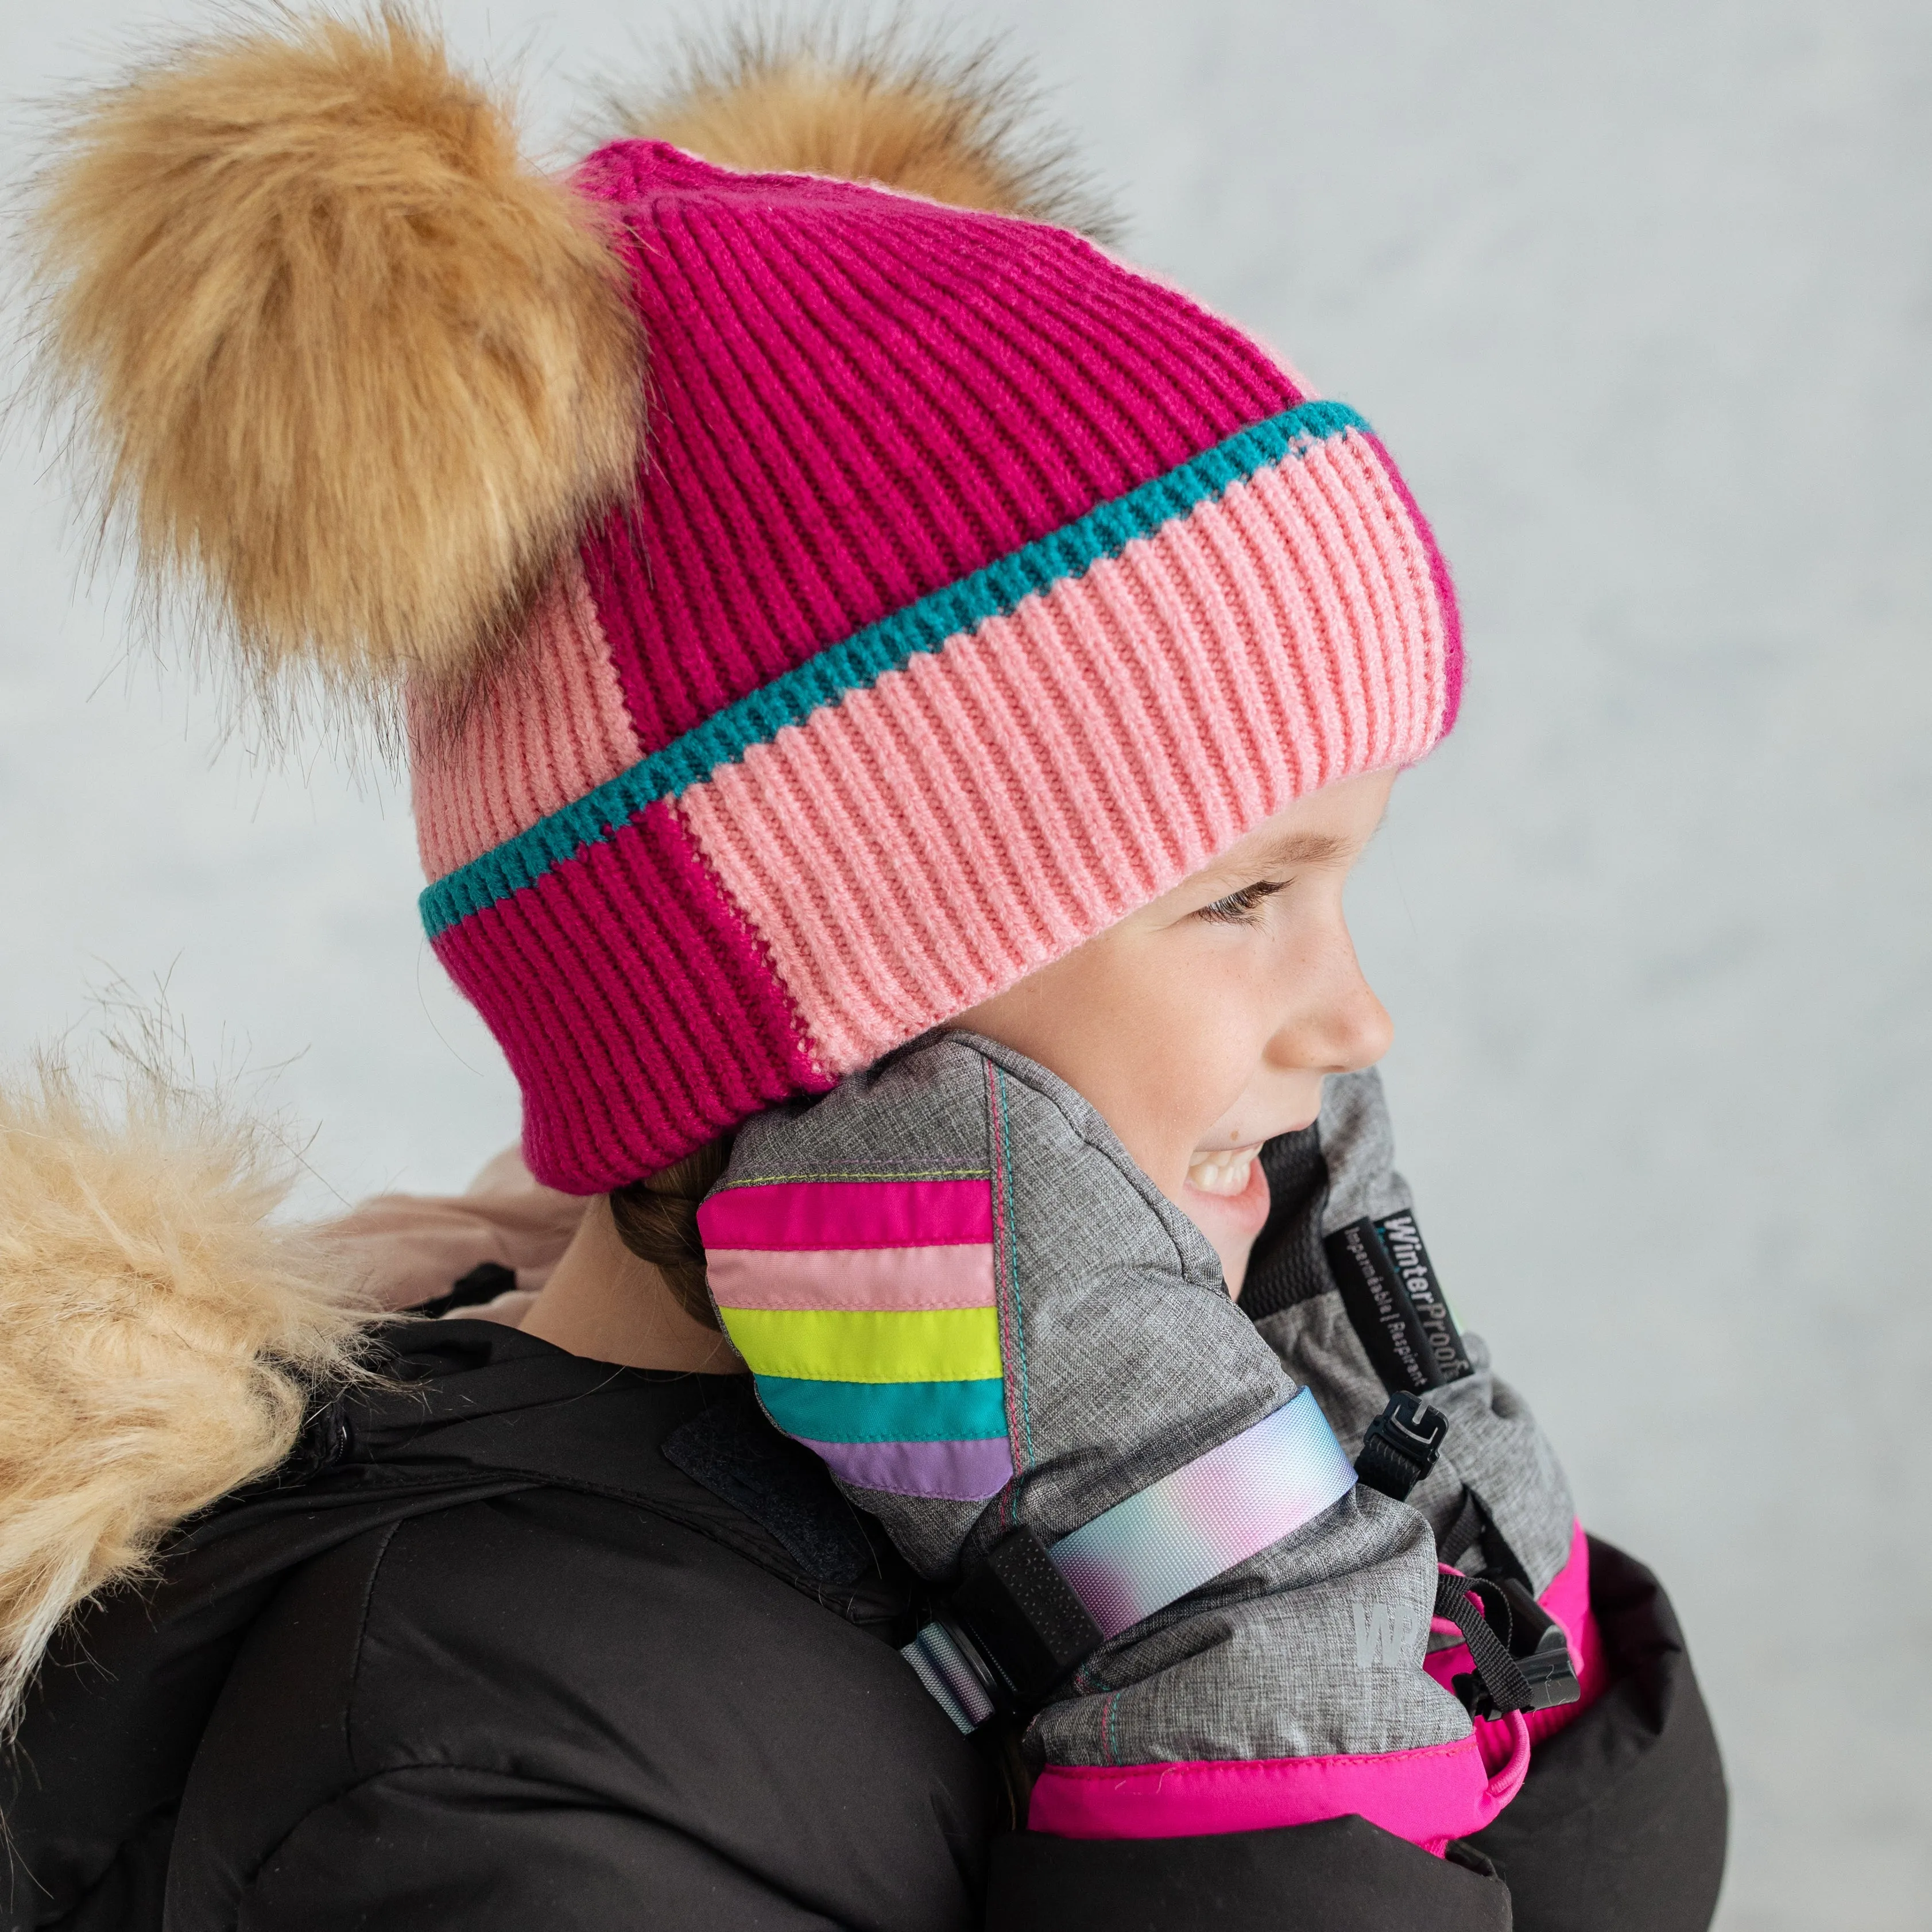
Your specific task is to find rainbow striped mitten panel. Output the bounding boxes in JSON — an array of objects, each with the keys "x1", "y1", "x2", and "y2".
[{"x1": 700, "y1": 1172, "x2": 1015, "y2": 1502}]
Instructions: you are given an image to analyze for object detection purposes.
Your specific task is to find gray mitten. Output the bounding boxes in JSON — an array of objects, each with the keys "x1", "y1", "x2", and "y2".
[{"x1": 699, "y1": 1033, "x2": 1530, "y2": 1844}]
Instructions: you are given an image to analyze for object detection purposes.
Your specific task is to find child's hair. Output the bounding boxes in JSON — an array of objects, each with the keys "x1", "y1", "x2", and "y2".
[{"x1": 608, "y1": 1140, "x2": 732, "y2": 1327}]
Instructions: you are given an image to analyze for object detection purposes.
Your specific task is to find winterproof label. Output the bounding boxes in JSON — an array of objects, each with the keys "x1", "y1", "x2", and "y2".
[
  {"x1": 1322, "y1": 1211, "x2": 1472, "y2": 1393},
  {"x1": 1373, "y1": 1210, "x2": 1472, "y2": 1385}
]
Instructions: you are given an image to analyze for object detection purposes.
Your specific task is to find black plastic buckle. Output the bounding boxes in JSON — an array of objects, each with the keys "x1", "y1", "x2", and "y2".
[
  {"x1": 1451, "y1": 1575, "x2": 1582, "y2": 1719},
  {"x1": 1354, "y1": 1391, "x2": 1447, "y2": 1502}
]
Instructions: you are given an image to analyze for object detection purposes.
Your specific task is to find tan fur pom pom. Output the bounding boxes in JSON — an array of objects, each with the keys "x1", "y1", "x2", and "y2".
[
  {"x1": 28, "y1": 9, "x2": 644, "y2": 690},
  {"x1": 0, "y1": 1050, "x2": 377, "y2": 1736},
  {"x1": 621, "y1": 20, "x2": 1120, "y2": 241}
]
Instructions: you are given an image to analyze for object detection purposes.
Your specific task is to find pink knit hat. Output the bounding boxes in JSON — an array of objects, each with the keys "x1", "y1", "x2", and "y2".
[{"x1": 32, "y1": 19, "x2": 1461, "y2": 1193}]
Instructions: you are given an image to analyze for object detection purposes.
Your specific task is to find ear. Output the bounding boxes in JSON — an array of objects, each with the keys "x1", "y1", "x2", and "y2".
[{"x1": 28, "y1": 7, "x2": 645, "y2": 690}]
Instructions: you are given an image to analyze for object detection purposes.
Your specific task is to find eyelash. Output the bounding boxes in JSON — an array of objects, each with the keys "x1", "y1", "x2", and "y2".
[{"x1": 1194, "y1": 879, "x2": 1286, "y2": 926}]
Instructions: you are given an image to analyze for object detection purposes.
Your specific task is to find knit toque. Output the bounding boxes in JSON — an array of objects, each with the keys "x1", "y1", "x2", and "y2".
[{"x1": 30, "y1": 17, "x2": 1462, "y2": 1193}]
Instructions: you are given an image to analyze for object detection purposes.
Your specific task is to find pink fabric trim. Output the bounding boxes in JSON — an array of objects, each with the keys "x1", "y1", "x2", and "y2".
[
  {"x1": 1027, "y1": 1724, "x2": 1530, "y2": 1846},
  {"x1": 682, "y1": 433, "x2": 1446, "y2": 1074},
  {"x1": 698, "y1": 1177, "x2": 993, "y2": 1251},
  {"x1": 706, "y1": 1241, "x2": 995, "y2": 1311},
  {"x1": 1426, "y1": 1523, "x2": 1610, "y2": 1774},
  {"x1": 411, "y1": 556, "x2": 641, "y2": 881},
  {"x1": 1539, "y1": 1521, "x2": 1593, "y2": 1648}
]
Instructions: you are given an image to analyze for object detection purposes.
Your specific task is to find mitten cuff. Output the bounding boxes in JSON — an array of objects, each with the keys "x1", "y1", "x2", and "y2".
[{"x1": 1028, "y1": 1724, "x2": 1529, "y2": 1850}]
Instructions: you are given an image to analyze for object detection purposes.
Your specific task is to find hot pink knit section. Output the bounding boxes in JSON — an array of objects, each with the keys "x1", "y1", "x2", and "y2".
[
  {"x1": 430, "y1": 798, "x2": 826, "y2": 1190},
  {"x1": 680, "y1": 431, "x2": 1447, "y2": 1073},
  {"x1": 411, "y1": 555, "x2": 641, "y2": 881},
  {"x1": 572, "y1": 144, "x2": 1303, "y2": 757},
  {"x1": 408, "y1": 147, "x2": 1468, "y2": 1186}
]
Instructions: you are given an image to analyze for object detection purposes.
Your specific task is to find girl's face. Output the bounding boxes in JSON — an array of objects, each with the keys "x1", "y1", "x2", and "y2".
[{"x1": 955, "y1": 768, "x2": 1396, "y2": 1296}]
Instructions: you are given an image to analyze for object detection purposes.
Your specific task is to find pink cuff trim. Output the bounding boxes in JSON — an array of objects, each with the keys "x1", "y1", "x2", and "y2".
[
  {"x1": 1426, "y1": 1520, "x2": 1610, "y2": 1774},
  {"x1": 1027, "y1": 1722, "x2": 1530, "y2": 1848}
]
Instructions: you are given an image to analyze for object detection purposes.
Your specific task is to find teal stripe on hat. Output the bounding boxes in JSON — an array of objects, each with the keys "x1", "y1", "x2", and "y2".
[
  {"x1": 754, "y1": 1372, "x2": 1008, "y2": 1444},
  {"x1": 420, "y1": 400, "x2": 1369, "y2": 940}
]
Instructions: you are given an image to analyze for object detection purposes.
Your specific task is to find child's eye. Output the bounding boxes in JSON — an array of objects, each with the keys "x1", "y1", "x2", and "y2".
[{"x1": 1194, "y1": 879, "x2": 1285, "y2": 926}]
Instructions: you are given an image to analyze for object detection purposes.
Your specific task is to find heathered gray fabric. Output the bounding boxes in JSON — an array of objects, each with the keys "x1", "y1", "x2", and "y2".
[
  {"x1": 1314, "y1": 1067, "x2": 1414, "y2": 1233},
  {"x1": 718, "y1": 1033, "x2": 1470, "y2": 1767},
  {"x1": 1252, "y1": 1069, "x2": 1576, "y2": 1595},
  {"x1": 1039, "y1": 1486, "x2": 1451, "y2": 1765}
]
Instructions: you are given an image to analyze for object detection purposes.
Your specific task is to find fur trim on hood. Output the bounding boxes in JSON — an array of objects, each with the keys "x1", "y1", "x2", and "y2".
[
  {"x1": 0, "y1": 1054, "x2": 377, "y2": 1736},
  {"x1": 615, "y1": 19, "x2": 1120, "y2": 241}
]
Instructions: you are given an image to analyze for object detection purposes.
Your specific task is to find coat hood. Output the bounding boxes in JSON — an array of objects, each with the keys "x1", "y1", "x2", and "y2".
[{"x1": 0, "y1": 1320, "x2": 917, "y2": 1929}]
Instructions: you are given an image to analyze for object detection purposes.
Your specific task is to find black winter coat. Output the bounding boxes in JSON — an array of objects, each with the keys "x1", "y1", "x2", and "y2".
[{"x1": 5, "y1": 1314, "x2": 1724, "y2": 1931}]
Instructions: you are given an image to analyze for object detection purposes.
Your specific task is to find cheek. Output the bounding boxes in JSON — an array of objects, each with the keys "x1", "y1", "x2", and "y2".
[{"x1": 1144, "y1": 946, "x2": 1280, "y2": 1122}]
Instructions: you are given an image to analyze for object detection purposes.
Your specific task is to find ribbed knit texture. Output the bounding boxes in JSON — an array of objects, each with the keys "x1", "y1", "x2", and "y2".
[
  {"x1": 411, "y1": 144, "x2": 1463, "y2": 1191},
  {"x1": 412, "y1": 556, "x2": 640, "y2": 878}
]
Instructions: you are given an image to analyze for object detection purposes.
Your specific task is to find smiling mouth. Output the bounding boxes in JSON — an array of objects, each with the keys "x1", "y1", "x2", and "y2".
[{"x1": 1186, "y1": 1144, "x2": 1263, "y2": 1198}]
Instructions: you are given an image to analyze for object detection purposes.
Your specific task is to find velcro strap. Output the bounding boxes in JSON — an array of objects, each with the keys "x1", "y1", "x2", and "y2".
[
  {"x1": 952, "y1": 1527, "x2": 1104, "y2": 1704},
  {"x1": 1048, "y1": 1387, "x2": 1357, "y2": 1641}
]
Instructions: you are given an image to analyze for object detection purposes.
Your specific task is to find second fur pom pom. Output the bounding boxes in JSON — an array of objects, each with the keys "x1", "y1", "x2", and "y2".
[{"x1": 27, "y1": 7, "x2": 645, "y2": 689}]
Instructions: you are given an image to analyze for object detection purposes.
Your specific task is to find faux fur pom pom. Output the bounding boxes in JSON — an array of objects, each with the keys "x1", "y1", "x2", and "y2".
[
  {"x1": 28, "y1": 9, "x2": 644, "y2": 688},
  {"x1": 621, "y1": 20, "x2": 1120, "y2": 241}
]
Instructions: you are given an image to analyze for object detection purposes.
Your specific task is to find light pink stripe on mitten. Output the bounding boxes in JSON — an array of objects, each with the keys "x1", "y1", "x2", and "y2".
[{"x1": 706, "y1": 1242, "x2": 995, "y2": 1312}]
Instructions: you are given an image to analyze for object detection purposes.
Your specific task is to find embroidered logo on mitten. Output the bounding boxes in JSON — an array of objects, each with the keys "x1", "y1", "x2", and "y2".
[{"x1": 1351, "y1": 1598, "x2": 1424, "y2": 1668}]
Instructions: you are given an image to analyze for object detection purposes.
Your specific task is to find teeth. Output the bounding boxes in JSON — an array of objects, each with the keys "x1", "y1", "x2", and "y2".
[{"x1": 1187, "y1": 1146, "x2": 1258, "y2": 1198}]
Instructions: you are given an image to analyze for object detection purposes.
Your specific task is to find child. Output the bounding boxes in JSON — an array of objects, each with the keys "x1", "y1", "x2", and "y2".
[{"x1": 0, "y1": 13, "x2": 1725, "y2": 1928}]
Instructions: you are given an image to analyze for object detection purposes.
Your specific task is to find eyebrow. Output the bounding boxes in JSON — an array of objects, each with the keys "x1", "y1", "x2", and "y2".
[
  {"x1": 1197, "y1": 830, "x2": 1350, "y2": 889},
  {"x1": 1249, "y1": 831, "x2": 1352, "y2": 869}
]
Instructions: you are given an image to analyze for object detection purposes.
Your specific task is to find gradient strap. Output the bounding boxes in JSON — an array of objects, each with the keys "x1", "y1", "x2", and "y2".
[
  {"x1": 1048, "y1": 1388, "x2": 1357, "y2": 1641},
  {"x1": 903, "y1": 1389, "x2": 1357, "y2": 1728}
]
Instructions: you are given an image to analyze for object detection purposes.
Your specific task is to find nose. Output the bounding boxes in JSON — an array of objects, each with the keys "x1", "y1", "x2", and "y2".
[{"x1": 1268, "y1": 923, "x2": 1393, "y2": 1075}]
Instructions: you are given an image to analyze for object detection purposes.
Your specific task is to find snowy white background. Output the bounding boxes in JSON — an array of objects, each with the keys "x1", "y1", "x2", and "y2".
[{"x1": 2, "y1": 2, "x2": 1927, "y2": 1923}]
